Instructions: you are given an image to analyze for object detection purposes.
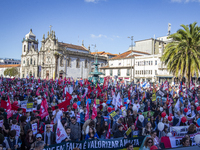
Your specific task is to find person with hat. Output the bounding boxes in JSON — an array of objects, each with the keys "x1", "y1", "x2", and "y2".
[{"x1": 31, "y1": 133, "x2": 43, "y2": 149}]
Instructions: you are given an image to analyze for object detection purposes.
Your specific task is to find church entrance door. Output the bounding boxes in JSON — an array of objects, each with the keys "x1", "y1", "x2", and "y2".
[{"x1": 46, "y1": 70, "x2": 49, "y2": 80}]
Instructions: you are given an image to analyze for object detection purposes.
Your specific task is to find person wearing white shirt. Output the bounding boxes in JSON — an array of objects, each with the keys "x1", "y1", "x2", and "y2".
[
  {"x1": 52, "y1": 106, "x2": 63, "y2": 124},
  {"x1": 133, "y1": 100, "x2": 140, "y2": 112},
  {"x1": 66, "y1": 105, "x2": 75, "y2": 118}
]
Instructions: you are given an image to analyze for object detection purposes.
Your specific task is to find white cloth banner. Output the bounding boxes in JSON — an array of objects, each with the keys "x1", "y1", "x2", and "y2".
[
  {"x1": 170, "y1": 126, "x2": 200, "y2": 136},
  {"x1": 56, "y1": 120, "x2": 67, "y2": 143},
  {"x1": 169, "y1": 133, "x2": 199, "y2": 148}
]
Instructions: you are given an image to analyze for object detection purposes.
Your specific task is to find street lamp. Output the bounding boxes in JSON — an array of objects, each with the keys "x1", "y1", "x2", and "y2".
[{"x1": 128, "y1": 36, "x2": 134, "y2": 82}]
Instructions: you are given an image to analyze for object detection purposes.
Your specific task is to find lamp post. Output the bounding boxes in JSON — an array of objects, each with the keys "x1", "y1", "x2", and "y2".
[{"x1": 128, "y1": 36, "x2": 134, "y2": 82}]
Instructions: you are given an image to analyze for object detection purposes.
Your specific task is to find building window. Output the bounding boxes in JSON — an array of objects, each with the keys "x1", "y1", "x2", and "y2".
[
  {"x1": 27, "y1": 59, "x2": 29, "y2": 66},
  {"x1": 155, "y1": 70, "x2": 157, "y2": 75},
  {"x1": 138, "y1": 62, "x2": 139, "y2": 66},
  {"x1": 110, "y1": 69, "x2": 113, "y2": 76},
  {"x1": 76, "y1": 58, "x2": 80, "y2": 68},
  {"x1": 118, "y1": 69, "x2": 121, "y2": 76},
  {"x1": 142, "y1": 70, "x2": 143, "y2": 75},
  {"x1": 149, "y1": 61, "x2": 150, "y2": 65},
  {"x1": 30, "y1": 58, "x2": 32, "y2": 65},
  {"x1": 67, "y1": 58, "x2": 71, "y2": 67},
  {"x1": 23, "y1": 60, "x2": 25, "y2": 64},
  {"x1": 34, "y1": 60, "x2": 35, "y2": 65},
  {"x1": 85, "y1": 60, "x2": 88, "y2": 68},
  {"x1": 127, "y1": 69, "x2": 130, "y2": 76},
  {"x1": 24, "y1": 45, "x2": 26, "y2": 52},
  {"x1": 151, "y1": 61, "x2": 153, "y2": 65},
  {"x1": 23, "y1": 74, "x2": 24, "y2": 78},
  {"x1": 151, "y1": 70, "x2": 152, "y2": 74},
  {"x1": 155, "y1": 60, "x2": 157, "y2": 65}
]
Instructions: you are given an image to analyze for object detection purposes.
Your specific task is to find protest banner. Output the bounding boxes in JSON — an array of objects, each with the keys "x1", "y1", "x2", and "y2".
[
  {"x1": 170, "y1": 126, "x2": 200, "y2": 136},
  {"x1": 26, "y1": 102, "x2": 34, "y2": 112},
  {"x1": 161, "y1": 133, "x2": 200, "y2": 148},
  {"x1": 157, "y1": 90, "x2": 165, "y2": 97},
  {"x1": 44, "y1": 137, "x2": 145, "y2": 150},
  {"x1": 11, "y1": 124, "x2": 20, "y2": 137},
  {"x1": 32, "y1": 123, "x2": 37, "y2": 135}
]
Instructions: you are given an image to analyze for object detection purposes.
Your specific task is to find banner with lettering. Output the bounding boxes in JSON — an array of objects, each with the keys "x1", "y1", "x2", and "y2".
[
  {"x1": 44, "y1": 137, "x2": 145, "y2": 150},
  {"x1": 170, "y1": 126, "x2": 200, "y2": 136}
]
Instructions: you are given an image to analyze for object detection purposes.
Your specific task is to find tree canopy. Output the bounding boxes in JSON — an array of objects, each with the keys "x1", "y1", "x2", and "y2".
[
  {"x1": 161, "y1": 22, "x2": 200, "y2": 87},
  {"x1": 4, "y1": 67, "x2": 19, "y2": 77}
]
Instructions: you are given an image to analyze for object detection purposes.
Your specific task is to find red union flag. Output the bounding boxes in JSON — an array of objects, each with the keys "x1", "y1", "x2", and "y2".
[
  {"x1": 39, "y1": 98, "x2": 49, "y2": 119},
  {"x1": 91, "y1": 99, "x2": 97, "y2": 119},
  {"x1": 106, "y1": 123, "x2": 111, "y2": 139},
  {"x1": 163, "y1": 80, "x2": 169, "y2": 91},
  {"x1": 56, "y1": 120, "x2": 67, "y2": 143},
  {"x1": 190, "y1": 80, "x2": 195, "y2": 90}
]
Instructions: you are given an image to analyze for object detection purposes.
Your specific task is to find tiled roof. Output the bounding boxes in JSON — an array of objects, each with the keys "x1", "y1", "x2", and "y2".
[
  {"x1": 110, "y1": 50, "x2": 150, "y2": 60},
  {"x1": 91, "y1": 51, "x2": 118, "y2": 56},
  {"x1": 58, "y1": 42, "x2": 88, "y2": 51},
  {"x1": 91, "y1": 51, "x2": 105, "y2": 55},
  {"x1": 102, "y1": 52, "x2": 118, "y2": 56},
  {"x1": 0, "y1": 64, "x2": 21, "y2": 68}
]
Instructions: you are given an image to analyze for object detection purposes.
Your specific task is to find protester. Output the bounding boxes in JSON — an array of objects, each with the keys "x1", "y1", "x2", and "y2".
[
  {"x1": 85, "y1": 127, "x2": 99, "y2": 140},
  {"x1": 142, "y1": 137, "x2": 154, "y2": 150},
  {"x1": 125, "y1": 143, "x2": 134, "y2": 150}
]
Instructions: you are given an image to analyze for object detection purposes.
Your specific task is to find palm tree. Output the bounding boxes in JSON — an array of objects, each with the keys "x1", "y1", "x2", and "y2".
[
  {"x1": 54, "y1": 52, "x2": 60, "y2": 79},
  {"x1": 161, "y1": 22, "x2": 200, "y2": 88}
]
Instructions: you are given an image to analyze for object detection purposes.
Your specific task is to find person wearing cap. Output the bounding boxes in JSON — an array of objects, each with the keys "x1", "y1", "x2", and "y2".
[
  {"x1": 31, "y1": 133, "x2": 43, "y2": 149},
  {"x1": 126, "y1": 143, "x2": 134, "y2": 150}
]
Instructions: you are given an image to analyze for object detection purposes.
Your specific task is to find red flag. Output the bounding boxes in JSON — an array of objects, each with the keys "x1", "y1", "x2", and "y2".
[
  {"x1": 66, "y1": 92, "x2": 72, "y2": 101},
  {"x1": 39, "y1": 99, "x2": 49, "y2": 119},
  {"x1": 190, "y1": 80, "x2": 195, "y2": 90},
  {"x1": 195, "y1": 96, "x2": 198, "y2": 103},
  {"x1": 52, "y1": 99, "x2": 70, "y2": 112},
  {"x1": 105, "y1": 123, "x2": 111, "y2": 139},
  {"x1": 163, "y1": 80, "x2": 169, "y2": 91},
  {"x1": 11, "y1": 104, "x2": 26, "y2": 114},
  {"x1": 91, "y1": 99, "x2": 97, "y2": 119},
  {"x1": 36, "y1": 87, "x2": 40, "y2": 96},
  {"x1": 1, "y1": 97, "x2": 12, "y2": 119},
  {"x1": 77, "y1": 95, "x2": 81, "y2": 101},
  {"x1": 51, "y1": 87, "x2": 54, "y2": 94},
  {"x1": 85, "y1": 101, "x2": 89, "y2": 121}
]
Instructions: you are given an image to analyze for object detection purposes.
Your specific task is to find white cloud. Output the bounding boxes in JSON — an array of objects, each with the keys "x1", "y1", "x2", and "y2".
[
  {"x1": 84, "y1": 0, "x2": 99, "y2": 3},
  {"x1": 90, "y1": 34, "x2": 113, "y2": 40},
  {"x1": 171, "y1": 0, "x2": 200, "y2": 2}
]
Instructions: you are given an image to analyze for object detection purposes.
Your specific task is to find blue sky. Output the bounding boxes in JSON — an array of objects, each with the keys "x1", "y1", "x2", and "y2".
[{"x1": 0, "y1": 0, "x2": 200, "y2": 59}]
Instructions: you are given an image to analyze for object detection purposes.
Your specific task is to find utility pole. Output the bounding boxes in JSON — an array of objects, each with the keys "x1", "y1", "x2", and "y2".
[{"x1": 128, "y1": 36, "x2": 134, "y2": 82}]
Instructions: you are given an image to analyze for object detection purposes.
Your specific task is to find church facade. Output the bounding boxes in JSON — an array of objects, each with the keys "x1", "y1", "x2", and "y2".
[{"x1": 20, "y1": 29, "x2": 107, "y2": 79}]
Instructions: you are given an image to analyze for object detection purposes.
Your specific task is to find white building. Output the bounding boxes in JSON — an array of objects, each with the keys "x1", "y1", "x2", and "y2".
[
  {"x1": 101, "y1": 50, "x2": 150, "y2": 83},
  {"x1": 0, "y1": 58, "x2": 21, "y2": 65},
  {"x1": 0, "y1": 64, "x2": 21, "y2": 78},
  {"x1": 134, "y1": 54, "x2": 173, "y2": 84},
  {"x1": 20, "y1": 29, "x2": 107, "y2": 79}
]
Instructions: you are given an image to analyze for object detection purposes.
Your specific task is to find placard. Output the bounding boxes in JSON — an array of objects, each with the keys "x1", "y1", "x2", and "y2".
[
  {"x1": 125, "y1": 127, "x2": 132, "y2": 136},
  {"x1": 26, "y1": 102, "x2": 34, "y2": 112},
  {"x1": 32, "y1": 123, "x2": 37, "y2": 135},
  {"x1": 20, "y1": 100, "x2": 27, "y2": 109},
  {"x1": 11, "y1": 124, "x2": 20, "y2": 137}
]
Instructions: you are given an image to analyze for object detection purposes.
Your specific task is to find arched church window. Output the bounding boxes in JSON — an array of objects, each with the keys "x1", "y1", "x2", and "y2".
[
  {"x1": 85, "y1": 60, "x2": 87, "y2": 68},
  {"x1": 24, "y1": 45, "x2": 26, "y2": 52},
  {"x1": 67, "y1": 58, "x2": 71, "y2": 67},
  {"x1": 30, "y1": 58, "x2": 32, "y2": 65},
  {"x1": 76, "y1": 58, "x2": 80, "y2": 68},
  {"x1": 34, "y1": 60, "x2": 35, "y2": 65},
  {"x1": 23, "y1": 60, "x2": 25, "y2": 64}
]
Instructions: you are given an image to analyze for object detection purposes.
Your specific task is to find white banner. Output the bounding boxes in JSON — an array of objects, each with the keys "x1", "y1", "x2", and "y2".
[
  {"x1": 170, "y1": 133, "x2": 199, "y2": 148},
  {"x1": 170, "y1": 126, "x2": 200, "y2": 136}
]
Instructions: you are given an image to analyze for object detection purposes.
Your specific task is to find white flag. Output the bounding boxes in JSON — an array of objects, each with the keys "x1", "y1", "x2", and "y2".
[{"x1": 56, "y1": 120, "x2": 67, "y2": 143}]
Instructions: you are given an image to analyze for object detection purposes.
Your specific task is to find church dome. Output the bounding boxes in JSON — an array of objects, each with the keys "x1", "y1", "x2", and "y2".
[{"x1": 25, "y1": 29, "x2": 36, "y2": 40}]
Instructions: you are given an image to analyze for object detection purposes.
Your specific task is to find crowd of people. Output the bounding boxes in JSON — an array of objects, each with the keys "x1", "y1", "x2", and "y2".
[{"x1": 0, "y1": 77, "x2": 199, "y2": 150}]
